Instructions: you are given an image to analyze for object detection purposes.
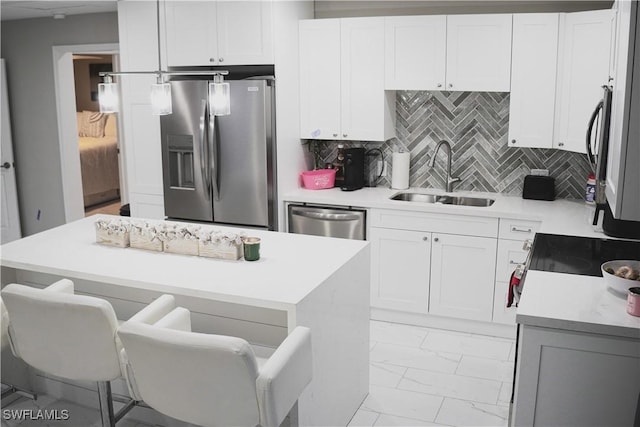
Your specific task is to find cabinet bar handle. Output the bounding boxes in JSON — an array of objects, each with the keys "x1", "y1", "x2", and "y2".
[
  {"x1": 511, "y1": 226, "x2": 532, "y2": 233},
  {"x1": 509, "y1": 260, "x2": 520, "y2": 265}
]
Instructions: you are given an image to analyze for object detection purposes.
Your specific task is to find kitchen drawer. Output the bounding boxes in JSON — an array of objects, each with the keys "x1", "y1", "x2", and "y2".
[
  {"x1": 496, "y1": 239, "x2": 529, "y2": 281},
  {"x1": 370, "y1": 209, "x2": 498, "y2": 238},
  {"x1": 493, "y1": 280, "x2": 517, "y2": 325},
  {"x1": 499, "y1": 218, "x2": 540, "y2": 241}
]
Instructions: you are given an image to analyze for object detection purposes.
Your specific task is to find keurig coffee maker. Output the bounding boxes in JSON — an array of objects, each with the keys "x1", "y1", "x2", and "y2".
[{"x1": 341, "y1": 147, "x2": 365, "y2": 191}]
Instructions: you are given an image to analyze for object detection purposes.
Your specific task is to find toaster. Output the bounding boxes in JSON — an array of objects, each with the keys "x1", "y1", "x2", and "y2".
[{"x1": 522, "y1": 175, "x2": 555, "y2": 201}]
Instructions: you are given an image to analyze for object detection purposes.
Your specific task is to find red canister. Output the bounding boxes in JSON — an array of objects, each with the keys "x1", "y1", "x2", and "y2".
[{"x1": 627, "y1": 287, "x2": 640, "y2": 317}]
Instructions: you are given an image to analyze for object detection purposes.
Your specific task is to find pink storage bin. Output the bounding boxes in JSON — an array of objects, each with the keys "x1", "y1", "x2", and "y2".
[{"x1": 301, "y1": 169, "x2": 336, "y2": 190}]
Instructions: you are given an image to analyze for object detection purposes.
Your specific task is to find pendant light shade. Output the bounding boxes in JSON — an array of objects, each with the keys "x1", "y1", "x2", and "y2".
[
  {"x1": 98, "y1": 76, "x2": 119, "y2": 113},
  {"x1": 209, "y1": 74, "x2": 230, "y2": 116},
  {"x1": 150, "y1": 75, "x2": 172, "y2": 115}
]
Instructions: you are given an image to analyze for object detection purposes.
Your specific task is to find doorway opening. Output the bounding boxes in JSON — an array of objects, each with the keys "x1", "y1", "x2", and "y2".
[
  {"x1": 52, "y1": 43, "x2": 128, "y2": 223},
  {"x1": 72, "y1": 54, "x2": 122, "y2": 216}
]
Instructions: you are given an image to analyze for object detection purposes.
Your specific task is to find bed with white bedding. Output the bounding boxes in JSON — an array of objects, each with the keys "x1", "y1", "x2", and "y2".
[{"x1": 77, "y1": 112, "x2": 120, "y2": 207}]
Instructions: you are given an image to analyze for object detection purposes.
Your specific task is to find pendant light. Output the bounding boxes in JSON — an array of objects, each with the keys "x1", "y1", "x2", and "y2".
[
  {"x1": 98, "y1": 0, "x2": 231, "y2": 116},
  {"x1": 148, "y1": 0, "x2": 171, "y2": 116},
  {"x1": 208, "y1": 73, "x2": 230, "y2": 116},
  {"x1": 98, "y1": 75, "x2": 118, "y2": 113},
  {"x1": 150, "y1": 74, "x2": 172, "y2": 115}
]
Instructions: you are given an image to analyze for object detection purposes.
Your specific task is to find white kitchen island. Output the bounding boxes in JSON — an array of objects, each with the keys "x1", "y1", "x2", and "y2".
[{"x1": 0, "y1": 215, "x2": 371, "y2": 427}]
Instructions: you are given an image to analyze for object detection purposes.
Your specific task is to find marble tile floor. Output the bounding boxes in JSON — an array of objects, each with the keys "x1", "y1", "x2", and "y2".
[
  {"x1": 1, "y1": 320, "x2": 515, "y2": 427},
  {"x1": 349, "y1": 321, "x2": 515, "y2": 427},
  {"x1": 0, "y1": 394, "x2": 156, "y2": 427}
]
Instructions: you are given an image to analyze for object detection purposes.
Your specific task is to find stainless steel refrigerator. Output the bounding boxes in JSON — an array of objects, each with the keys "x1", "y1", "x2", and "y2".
[{"x1": 160, "y1": 78, "x2": 277, "y2": 230}]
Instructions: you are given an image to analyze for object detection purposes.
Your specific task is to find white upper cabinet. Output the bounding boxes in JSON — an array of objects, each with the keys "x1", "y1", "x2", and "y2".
[
  {"x1": 299, "y1": 18, "x2": 395, "y2": 141},
  {"x1": 216, "y1": 1, "x2": 273, "y2": 65},
  {"x1": 340, "y1": 18, "x2": 395, "y2": 141},
  {"x1": 164, "y1": 2, "x2": 215, "y2": 67},
  {"x1": 445, "y1": 14, "x2": 513, "y2": 92},
  {"x1": 384, "y1": 14, "x2": 511, "y2": 92},
  {"x1": 384, "y1": 16, "x2": 447, "y2": 90},
  {"x1": 299, "y1": 19, "x2": 342, "y2": 140},
  {"x1": 164, "y1": 1, "x2": 274, "y2": 66},
  {"x1": 554, "y1": 9, "x2": 615, "y2": 152},
  {"x1": 508, "y1": 14, "x2": 560, "y2": 149},
  {"x1": 120, "y1": 1, "x2": 161, "y2": 71}
]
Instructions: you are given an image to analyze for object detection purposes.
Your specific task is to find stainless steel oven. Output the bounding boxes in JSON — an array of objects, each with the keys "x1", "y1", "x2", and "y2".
[{"x1": 287, "y1": 204, "x2": 366, "y2": 240}]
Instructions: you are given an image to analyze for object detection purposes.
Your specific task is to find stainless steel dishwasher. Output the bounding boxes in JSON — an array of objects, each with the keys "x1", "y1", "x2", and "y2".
[{"x1": 288, "y1": 204, "x2": 366, "y2": 240}]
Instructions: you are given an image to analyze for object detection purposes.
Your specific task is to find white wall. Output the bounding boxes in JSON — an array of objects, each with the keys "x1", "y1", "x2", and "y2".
[{"x1": 1, "y1": 13, "x2": 119, "y2": 236}]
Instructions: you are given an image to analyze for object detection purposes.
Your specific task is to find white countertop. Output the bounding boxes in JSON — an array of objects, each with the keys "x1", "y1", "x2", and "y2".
[
  {"x1": 285, "y1": 187, "x2": 640, "y2": 338},
  {"x1": 517, "y1": 270, "x2": 640, "y2": 339},
  {"x1": 0, "y1": 215, "x2": 369, "y2": 311},
  {"x1": 284, "y1": 187, "x2": 606, "y2": 238}
]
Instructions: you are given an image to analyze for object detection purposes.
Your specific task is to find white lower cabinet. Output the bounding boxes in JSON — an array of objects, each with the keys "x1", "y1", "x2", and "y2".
[
  {"x1": 370, "y1": 212, "x2": 498, "y2": 323},
  {"x1": 370, "y1": 227, "x2": 431, "y2": 313},
  {"x1": 429, "y1": 233, "x2": 497, "y2": 321},
  {"x1": 514, "y1": 326, "x2": 640, "y2": 426}
]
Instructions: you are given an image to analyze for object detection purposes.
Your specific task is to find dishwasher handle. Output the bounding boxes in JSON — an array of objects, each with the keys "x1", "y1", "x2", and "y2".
[
  {"x1": 292, "y1": 209, "x2": 363, "y2": 222},
  {"x1": 288, "y1": 205, "x2": 366, "y2": 240}
]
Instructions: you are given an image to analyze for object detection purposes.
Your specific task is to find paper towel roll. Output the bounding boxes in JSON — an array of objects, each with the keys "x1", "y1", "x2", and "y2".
[{"x1": 391, "y1": 151, "x2": 410, "y2": 190}]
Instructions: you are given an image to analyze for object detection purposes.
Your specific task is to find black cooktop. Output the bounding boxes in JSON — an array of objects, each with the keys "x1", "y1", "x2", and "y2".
[{"x1": 528, "y1": 233, "x2": 640, "y2": 277}]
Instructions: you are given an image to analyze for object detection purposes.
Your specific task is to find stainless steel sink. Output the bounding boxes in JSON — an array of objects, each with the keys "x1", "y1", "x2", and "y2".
[
  {"x1": 390, "y1": 192, "x2": 495, "y2": 207},
  {"x1": 390, "y1": 193, "x2": 441, "y2": 203}
]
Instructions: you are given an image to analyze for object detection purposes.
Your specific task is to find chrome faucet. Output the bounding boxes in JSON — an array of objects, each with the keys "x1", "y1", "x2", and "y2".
[{"x1": 428, "y1": 140, "x2": 460, "y2": 192}]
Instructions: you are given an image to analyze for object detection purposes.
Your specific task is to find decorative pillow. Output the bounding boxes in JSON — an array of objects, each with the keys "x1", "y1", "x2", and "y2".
[
  {"x1": 79, "y1": 111, "x2": 107, "y2": 137},
  {"x1": 104, "y1": 114, "x2": 117, "y2": 138}
]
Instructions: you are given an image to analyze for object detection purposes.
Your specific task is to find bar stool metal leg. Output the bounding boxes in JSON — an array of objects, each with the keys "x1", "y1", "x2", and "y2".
[
  {"x1": 97, "y1": 381, "x2": 115, "y2": 427},
  {"x1": 1, "y1": 385, "x2": 37, "y2": 400}
]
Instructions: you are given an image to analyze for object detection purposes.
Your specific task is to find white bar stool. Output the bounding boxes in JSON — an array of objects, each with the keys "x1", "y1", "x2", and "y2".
[
  {"x1": 1, "y1": 280, "x2": 176, "y2": 427},
  {"x1": 118, "y1": 299, "x2": 313, "y2": 427},
  {"x1": 1, "y1": 296, "x2": 37, "y2": 401}
]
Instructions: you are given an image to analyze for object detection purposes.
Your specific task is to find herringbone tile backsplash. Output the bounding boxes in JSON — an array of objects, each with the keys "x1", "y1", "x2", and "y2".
[{"x1": 309, "y1": 91, "x2": 592, "y2": 200}]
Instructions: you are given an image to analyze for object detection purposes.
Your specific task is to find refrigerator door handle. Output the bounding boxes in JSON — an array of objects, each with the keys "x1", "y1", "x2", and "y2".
[
  {"x1": 209, "y1": 113, "x2": 221, "y2": 201},
  {"x1": 586, "y1": 99, "x2": 603, "y2": 172},
  {"x1": 199, "y1": 99, "x2": 211, "y2": 200}
]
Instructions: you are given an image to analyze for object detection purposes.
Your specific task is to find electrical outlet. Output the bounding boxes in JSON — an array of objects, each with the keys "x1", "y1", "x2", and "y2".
[
  {"x1": 530, "y1": 169, "x2": 549, "y2": 176},
  {"x1": 378, "y1": 160, "x2": 386, "y2": 177}
]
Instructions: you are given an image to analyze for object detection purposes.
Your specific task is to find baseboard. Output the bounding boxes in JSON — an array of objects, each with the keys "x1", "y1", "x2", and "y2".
[{"x1": 371, "y1": 308, "x2": 517, "y2": 339}]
